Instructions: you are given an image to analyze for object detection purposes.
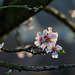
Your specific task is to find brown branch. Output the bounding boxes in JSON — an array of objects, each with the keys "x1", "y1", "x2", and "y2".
[
  {"x1": 44, "y1": 6, "x2": 75, "y2": 33},
  {"x1": 1, "y1": 46, "x2": 46, "y2": 55},
  {"x1": 0, "y1": 61, "x2": 75, "y2": 72}
]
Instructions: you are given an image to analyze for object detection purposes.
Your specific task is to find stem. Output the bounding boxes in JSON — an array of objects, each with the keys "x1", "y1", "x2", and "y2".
[
  {"x1": 0, "y1": 61, "x2": 75, "y2": 71},
  {"x1": 1, "y1": 46, "x2": 46, "y2": 55},
  {"x1": 0, "y1": 5, "x2": 42, "y2": 11},
  {"x1": 44, "y1": 7, "x2": 75, "y2": 33}
]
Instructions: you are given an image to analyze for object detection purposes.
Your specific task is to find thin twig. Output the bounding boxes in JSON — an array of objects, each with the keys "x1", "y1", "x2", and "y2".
[
  {"x1": 1, "y1": 46, "x2": 46, "y2": 55},
  {"x1": 0, "y1": 5, "x2": 42, "y2": 11},
  {"x1": 0, "y1": 61, "x2": 75, "y2": 72},
  {"x1": 44, "y1": 7, "x2": 75, "y2": 33}
]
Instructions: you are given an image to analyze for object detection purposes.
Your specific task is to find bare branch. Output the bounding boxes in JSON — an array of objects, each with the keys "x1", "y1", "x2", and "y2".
[
  {"x1": 44, "y1": 7, "x2": 75, "y2": 32},
  {"x1": 0, "y1": 61, "x2": 75, "y2": 71},
  {"x1": 1, "y1": 46, "x2": 46, "y2": 55}
]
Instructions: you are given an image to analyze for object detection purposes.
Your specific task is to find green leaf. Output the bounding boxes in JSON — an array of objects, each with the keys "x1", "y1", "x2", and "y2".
[
  {"x1": 58, "y1": 49, "x2": 66, "y2": 53},
  {"x1": 5, "y1": 70, "x2": 12, "y2": 75}
]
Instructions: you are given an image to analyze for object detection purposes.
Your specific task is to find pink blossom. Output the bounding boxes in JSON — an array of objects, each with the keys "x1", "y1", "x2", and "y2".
[
  {"x1": 34, "y1": 27, "x2": 58, "y2": 49},
  {"x1": 70, "y1": 10, "x2": 75, "y2": 18},
  {"x1": 45, "y1": 42, "x2": 62, "y2": 58}
]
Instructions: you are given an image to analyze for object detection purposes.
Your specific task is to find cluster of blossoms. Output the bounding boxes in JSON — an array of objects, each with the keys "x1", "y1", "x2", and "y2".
[
  {"x1": 0, "y1": 27, "x2": 65, "y2": 59},
  {"x1": 34, "y1": 27, "x2": 63, "y2": 58}
]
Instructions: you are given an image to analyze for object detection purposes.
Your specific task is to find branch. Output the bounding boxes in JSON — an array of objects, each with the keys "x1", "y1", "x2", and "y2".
[
  {"x1": 0, "y1": 5, "x2": 42, "y2": 10},
  {"x1": 0, "y1": 0, "x2": 53, "y2": 40},
  {"x1": 44, "y1": 7, "x2": 75, "y2": 33},
  {"x1": 1, "y1": 46, "x2": 46, "y2": 55},
  {"x1": 0, "y1": 61, "x2": 75, "y2": 71}
]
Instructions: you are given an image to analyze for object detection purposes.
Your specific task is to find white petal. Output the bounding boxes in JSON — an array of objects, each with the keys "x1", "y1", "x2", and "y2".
[
  {"x1": 56, "y1": 45, "x2": 62, "y2": 50},
  {"x1": 35, "y1": 32, "x2": 41, "y2": 40},
  {"x1": 47, "y1": 43, "x2": 51, "y2": 49},
  {"x1": 41, "y1": 35, "x2": 45, "y2": 42},
  {"x1": 70, "y1": 10, "x2": 75, "y2": 18},
  {"x1": 25, "y1": 45, "x2": 31, "y2": 48},
  {"x1": 41, "y1": 43, "x2": 47, "y2": 50},
  {"x1": 28, "y1": 26, "x2": 34, "y2": 30},
  {"x1": 26, "y1": 52, "x2": 33, "y2": 57},
  {"x1": 52, "y1": 52, "x2": 58, "y2": 58},
  {"x1": 37, "y1": 32, "x2": 41, "y2": 36},
  {"x1": 28, "y1": 17, "x2": 33, "y2": 22},
  {"x1": 48, "y1": 33, "x2": 58, "y2": 39},
  {"x1": 48, "y1": 27, "x2": 52, "y2": 33},
  {"x1": 53, "y1": 32, "x2": 58, "y2": 38},
  {"x1": 50, "y1": 42, "x2": 55, "y2": 47},
  {"x1": 45, "y1": 48, "x2": 52, "y2": 53},
  {"x1": 0, "y1": 42, "x2": 4, "y2": 49},
  {"x1": 35, "y1": 36, "x2": 39, "y2": 40},
  {"x1": 17, "y1": 53, "x2": 25, "y2": 58},
  {"x1": 43, "y1": 29, "x2": 48, "y2": 35},
  {"x1": 34, "y1": 41, "x2": 39, "y2": 46},
  {"x1": 51, "y1": 39, "x2": 57, "y2": 43}
]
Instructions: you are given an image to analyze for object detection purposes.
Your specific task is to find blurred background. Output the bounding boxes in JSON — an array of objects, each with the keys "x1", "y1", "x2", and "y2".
[{"x1": 0, "y1": 0, "x2": 75, "y2": 75}]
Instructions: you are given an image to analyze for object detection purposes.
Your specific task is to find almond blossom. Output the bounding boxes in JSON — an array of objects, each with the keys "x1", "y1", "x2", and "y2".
[
  {"x1": 70, "y1": 10, "x2": 75, "y2": 18},
  {"x1": 34, "y1": 32, "x2": 45, "y2": 47},
  {"x1": 28, "y1": 17, "x2": 33, "y2": 23},
  {"x1": 27, "y1": 25, "x2": 34, "y2": 30},
  {"x1": 45, "y1": 42, "x2": 62, "y2": 58},
  {"x1": 34, "y1": 27, "x2": 58, "y2": 49}
]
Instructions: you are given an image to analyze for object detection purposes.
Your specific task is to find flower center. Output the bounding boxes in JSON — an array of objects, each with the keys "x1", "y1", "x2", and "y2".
[
  {"x1": 52, "y1": 47, "x2": 57, "y2": 52},
  {"x1": 44, "y1": 35, "x2": 48, "y2": 38},
  {"x1": 44, "y1": 35, "x2": 51, "y2": 43},
  {"x1": 45, "y1": 38, "x2": 50, "y2": 43},
  {"x1": 39, "y1": 37, "x2": 42, "y2": 42}
]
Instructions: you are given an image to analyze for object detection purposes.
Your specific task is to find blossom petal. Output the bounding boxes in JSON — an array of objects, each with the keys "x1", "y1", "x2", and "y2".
[
  {"x1": 70, "y1": 10, "x2": 75, "y2": 18},
  {"x1": 46, "y1": 43, "x2": 51, "y2": 49},
  {"x1": 51, "y1": 39, "x2": 57, "y2": 43},
  {"x1": 17, "y1": 52, "x2": 25, "y2": 58},
  {"x1": 35, "y1": 36, "x2": 39, "y2": 40},
  {"x1": 53, "y1": 32, "x2": 58, "y2": 38},
  {"x1": 0, "y1": 42, "x2": 4, "y2": 49},
  {"x1": 48, "y1": 27, "x2": 52, "y2": 34},
  {"x1": 26, "y1": 52, "x2": 33, "y2": 57},
  {"x1": 34, "y1": 41, "x2": 40, "y2": 46},
  {"x1": 56, "y1": 45, "x2": 62, "y2": 50},
  {"x1": 50, "y1": 42, "x2": 55, "y2": 47},
  {"x1": 29, "y1": 26, "x2": 34, "y2": 30},
  {"x1": 43, "y1": 29, "x2": 48, "y2": 36},
  {"x1": 41, "y1": 43, "x2": 47, "y2": 50},
  {"x1": 48, "y1": 32, "x2": 58, "y2": 39},
  {"x1": 45, "y1": 48, "x2": 52, "y2": 53},
  {"x1": 37, "y1": 32, "x2": 41, "y2": 36},
  {"x1": 52, "y1": 52, "x2": 58, "y2": 58}
]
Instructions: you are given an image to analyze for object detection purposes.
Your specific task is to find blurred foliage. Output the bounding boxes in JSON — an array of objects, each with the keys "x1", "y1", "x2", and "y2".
[{"x1": 0, "y1": 0, "x2": 53, "y2": 39}]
